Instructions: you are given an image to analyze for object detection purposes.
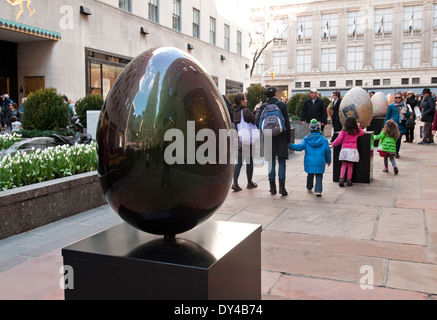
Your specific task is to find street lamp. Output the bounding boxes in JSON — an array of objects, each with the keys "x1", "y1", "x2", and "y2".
[{"x1": 261, "y1": 67, "x2": 275, "y2": 88}]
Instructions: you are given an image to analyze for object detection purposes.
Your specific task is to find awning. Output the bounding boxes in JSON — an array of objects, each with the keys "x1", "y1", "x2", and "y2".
[{"x1": 0, "y1": 18, "x2": 61, "y2": 42}]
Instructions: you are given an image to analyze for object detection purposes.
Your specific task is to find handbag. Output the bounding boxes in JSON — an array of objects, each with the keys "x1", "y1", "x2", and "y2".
[{"x1": 237, "y1": 110, "x2": 260, "y2": 145}]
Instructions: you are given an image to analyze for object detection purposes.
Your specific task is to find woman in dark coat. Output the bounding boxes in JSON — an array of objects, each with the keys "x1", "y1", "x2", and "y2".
[{"x1": 255, "y1": 87, "x2": 291, "y2": 196}]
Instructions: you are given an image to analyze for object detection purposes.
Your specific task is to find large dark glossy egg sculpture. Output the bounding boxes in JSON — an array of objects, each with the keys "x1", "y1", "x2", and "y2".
[{"x1": 96, "y1": 47, "x2": 233, "y2": 236}]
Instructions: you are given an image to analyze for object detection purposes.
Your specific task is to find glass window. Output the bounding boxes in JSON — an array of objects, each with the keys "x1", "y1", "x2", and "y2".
[
  {"x1": 383, "y1": 79, "x2": 390, "y2": 86},
  {"x1": 295, "y1": 82, "x2": 302, "y2": 89},
  {"x1": 373, "y1": 79, "x2": 380, "y2": 86},
  {"x1": 347, "y1": 10, "x2": 365, "y2": 36},
  {"x1": 148, "y1": 0, "x2": 159, "y2": 23},
  {"x1": 402, "y1": 78, "x2": 409, "y2": 85},
  {"x1": 403, "y1": 5, "x2": 422, "y2": 33},
  {"x1": 193, "y1": 8, "x2": 200, "y2": 39},
  {"x1": 224, "y1": 24, "x2": 230, "y2": 51},
  {"x1": 321, "y1": 48, "x2": 336, "y2": 72},
  {"x1": 374, "y1": 45, "x2": 391, "y2": 69},
  {"x1": 86, "y1": 49, "x2": 131, "y2": 98},
  {"x1": 346, "y1": 80, "x2": 353, "y2": 87},
  {"x1": 209, "y1": 17, "x2": 216, "y2": 45},
  {"x1": 347, "y1": 46, "x2": 363, "y2": 71},
  {"x1": 374, "y1": 8, "x2": 393, "y2": 34},
  {"x1": 296, "y1": 16, "x2": 312, "y2": 40},
  {"x1": 320, "y1": 81, "x2": 327, "y2": 88},
  {"x1": 172, "y1": 0, "x2": 181, "y2": 31},
  {"x1": 304, "y1": 82, "x2": 311, "y2": 88},
  {"x1": 434, "y1": 4, "x2": 437, "y2": 28},
  {"x1": 433, "y1": 42, "x2": 437, "y2": 67},
  {"x1": 321, "y1": 13, "x2": 338, "y2": 38},
  {"x1": 402, "y1": 43, "x2": 420, "y2": 68},
  {"x1": 253, "y1": 55, "x2": 264, "y2": 76},
  {"x1": 237, "y1": 31, "x2": 242, "y2": 56},
  {"x1": 273, "y1": 51, "x2": 287, "y2": 74},
  {"x1": 329, "y1": 81, "x2": 336, "y2": 87},
  {"x1": 296, "y1": 49, "x2": 311, "y2": 73},
  {"x1": 119, "y1": 0, "x2": 131, "y2": 12}
]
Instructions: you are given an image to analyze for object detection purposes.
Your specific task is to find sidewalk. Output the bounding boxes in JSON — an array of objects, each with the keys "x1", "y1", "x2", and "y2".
[{"x1": 0, "y1": 127, "x2": 436, "y2": 300}]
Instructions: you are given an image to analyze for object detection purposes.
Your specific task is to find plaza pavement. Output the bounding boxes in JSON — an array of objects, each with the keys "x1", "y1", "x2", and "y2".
[{"x1": 0, "y1": 127, "x2": 436, "y2": 300}]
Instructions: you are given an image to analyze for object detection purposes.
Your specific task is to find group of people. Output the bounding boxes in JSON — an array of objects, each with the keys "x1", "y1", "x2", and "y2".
[
  {"x1": 230, "y1": 86, "x2": 437, "y2": 197},
  {"x1": 1, "y1": 94, "x2": 22, "y2": 134}
]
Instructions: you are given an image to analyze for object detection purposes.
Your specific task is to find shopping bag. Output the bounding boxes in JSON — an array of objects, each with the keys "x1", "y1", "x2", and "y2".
[{"x1": 237, "y1": 110, "x2": 260, "y2": 145}]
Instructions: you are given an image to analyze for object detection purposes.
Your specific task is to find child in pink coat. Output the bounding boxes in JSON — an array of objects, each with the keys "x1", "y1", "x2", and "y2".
[{"x1": 332, "y1": 116, "x2": 365, "y2": 187}]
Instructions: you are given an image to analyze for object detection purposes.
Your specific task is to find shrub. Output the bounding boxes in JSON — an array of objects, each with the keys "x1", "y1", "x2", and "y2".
[
  {"x1": 246, "y1": 84, "x2": 266, "y2": 111},
  {"x1": 76, "y1": 95, "x2": 104, "y2": 128},
  {"x1": 22, "y1": 88, "x2": 70, "y2": 131},
  {"x1": 288, "y1": 93, "x2": 310, "y2": 118}
]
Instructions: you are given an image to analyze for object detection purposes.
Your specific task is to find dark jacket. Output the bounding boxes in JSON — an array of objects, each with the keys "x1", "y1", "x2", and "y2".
[
  {"x1": 255, "y1": 97, "x2": 291, "y2": 159},
  {"x1": 233, "y1": 105, "x2": 255, "y2": 126},
  {"x1": 301, "y1": 97, "x2": 327, "y2": 124},
  {"x1": 421, "y1": 95, "x2": 435, "y2": 123},
  {"x1": 331, "y1": 98, "x2": 342, "y2": 132}
]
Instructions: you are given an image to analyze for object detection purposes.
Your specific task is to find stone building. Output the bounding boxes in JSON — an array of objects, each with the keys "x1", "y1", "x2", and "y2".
[
  {"x1": 0, "y1": 0, "x2": 250, "y2": 104},
  {"x1": 249, "y1": 0, "x2": 437, "y2": 98}
]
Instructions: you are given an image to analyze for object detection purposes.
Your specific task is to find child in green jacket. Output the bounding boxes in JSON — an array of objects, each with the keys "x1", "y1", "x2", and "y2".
[{"x1": 374, "y1": 119, "x2": 401, "y2": 174}]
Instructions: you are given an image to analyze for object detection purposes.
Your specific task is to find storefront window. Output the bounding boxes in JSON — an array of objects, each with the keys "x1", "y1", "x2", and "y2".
[{"x1": 86, "y1": 48, "x2": 131, "y2": 99}]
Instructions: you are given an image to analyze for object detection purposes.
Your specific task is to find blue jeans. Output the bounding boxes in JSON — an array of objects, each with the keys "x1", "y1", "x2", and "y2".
[
  {"x1": 307, "y1": 173, "x2": 323, "y2": 193},
  {"x1": 268, "y1": 157, "x2": 286, "y2": 181}
]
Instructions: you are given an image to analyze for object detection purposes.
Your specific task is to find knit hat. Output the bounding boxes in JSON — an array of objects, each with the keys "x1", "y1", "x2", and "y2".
[{"x1": 309, "y1": 119, "x2": 320, "y2": 132}]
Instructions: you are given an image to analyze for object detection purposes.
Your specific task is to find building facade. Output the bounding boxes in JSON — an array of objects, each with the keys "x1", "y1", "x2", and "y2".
[
  {"x1": 0, "y1": 0, "x2": 250, "y2": 104},
  {"x1": 249, "y1": 0, "x2": 437, "y2": 98}
]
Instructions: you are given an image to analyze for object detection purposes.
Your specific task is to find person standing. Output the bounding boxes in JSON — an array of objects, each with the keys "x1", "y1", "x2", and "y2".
[
  {"x1": 232, "y1": 93, "x2": 258, "y2": 192},
  {"x1": 289, "y1": 119, "x2": 331, "y2": 197},
  {"x1": 374, "y1": 119, "x2": 400, "y2": 175},
  {"x1": 255, "y1": 87, "x2": 291, "y2": 196},
  {"x1": 301, "y1": 88, "x2": 327, "y2": 135},
  {"x1": 331, "y1": 116, "x2": 365, "y2": 187},
  {"x1": 405, "y1": 91, "x2": 417, "y2": 143},
  {"x1": 385, "y1": 92, "x2": 410, "y2": 157},
  {"x1": 327, "y1": 91, "x2": 342, "y2": 142},
  {"x1": 418, "y1": 88, "x2": 435, "y2": 145}
]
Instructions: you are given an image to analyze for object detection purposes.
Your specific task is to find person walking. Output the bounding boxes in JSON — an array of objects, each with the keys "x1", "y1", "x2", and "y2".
[
  {"x1": 327, "y1": 91, "x2": 342, "y2": 142},
  {"x1": 301, "y1": 88, "x2": 327, "y2": 135},
  {"x1": 375, "y1": 119, "x2": 400, "y2": 175},
  {"x1": 232, "y1": 93, "x2": 258, "y2": 192},
  {"x1": 289, "y1": 119, "x2": 331, "y2": 197},
  {"x1": 418, "y1": 88, "x2": 435, "y2": 145},
  {"x1": 385, "y1": 92, "x2": 410, "y2": 157},
  {"x1": 405, "y1": 91, "x2": 418, "y2": 143},
  {"x1": 331, "y1": 116, "x2": 364, "y2": 187},
  {"x1": 255, "y1": 87, "x2": 291, "y2": 196}
]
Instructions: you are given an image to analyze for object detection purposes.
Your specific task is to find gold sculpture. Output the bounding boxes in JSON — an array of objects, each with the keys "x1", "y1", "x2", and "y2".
[{"x1": 7, "y1": 0, "x2": 36, "y2": 21}]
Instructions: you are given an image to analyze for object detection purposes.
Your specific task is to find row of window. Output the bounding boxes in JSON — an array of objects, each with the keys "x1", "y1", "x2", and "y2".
[
  {"x1": 295, "y1": 77, "x2": 436, "y2": 89},
  {"x1": 118, "y1": 0, "x2": 242, "y2": 55},
  {"x1": 255, "y1": 41, "x2": 437, "y2": 75},
  {"x1": 291, "y1": 5, "x2": 435, "y2": 41}
]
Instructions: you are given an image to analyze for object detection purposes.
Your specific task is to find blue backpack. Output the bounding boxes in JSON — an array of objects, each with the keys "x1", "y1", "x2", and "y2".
[{"x1": 259, "y1": 102, "x2": 286, "y2": 137}]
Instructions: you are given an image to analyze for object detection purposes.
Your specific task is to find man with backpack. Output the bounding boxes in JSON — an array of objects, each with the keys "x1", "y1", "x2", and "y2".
[
  {"x1": 301, "y1": 88, "x2": 327, "y2": 134},
  {"x1": 255, "y1": 87, "x2": 292, "y2": 196}
]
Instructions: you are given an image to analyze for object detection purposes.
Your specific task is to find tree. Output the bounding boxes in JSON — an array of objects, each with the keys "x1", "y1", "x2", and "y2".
[{"x1": 249, "y1": 6, "x2": 290, "y2": 78}]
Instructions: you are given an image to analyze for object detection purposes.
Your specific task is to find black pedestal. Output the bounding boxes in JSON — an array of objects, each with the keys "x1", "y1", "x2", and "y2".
[
  {"x1": 333, "y1": 131, "x2": 374, "y2": 183},
  {"x1": 62, "y1": 221, "x2": 262, "y2": 300},
  {"x1": 367, "y1": 117, "x2": 385, "y2": 147}
]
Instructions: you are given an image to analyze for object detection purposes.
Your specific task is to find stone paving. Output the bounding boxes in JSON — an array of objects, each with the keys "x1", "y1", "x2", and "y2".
[{"x1": 0, "y1": 127, "x2": 436, "y2": 300}]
